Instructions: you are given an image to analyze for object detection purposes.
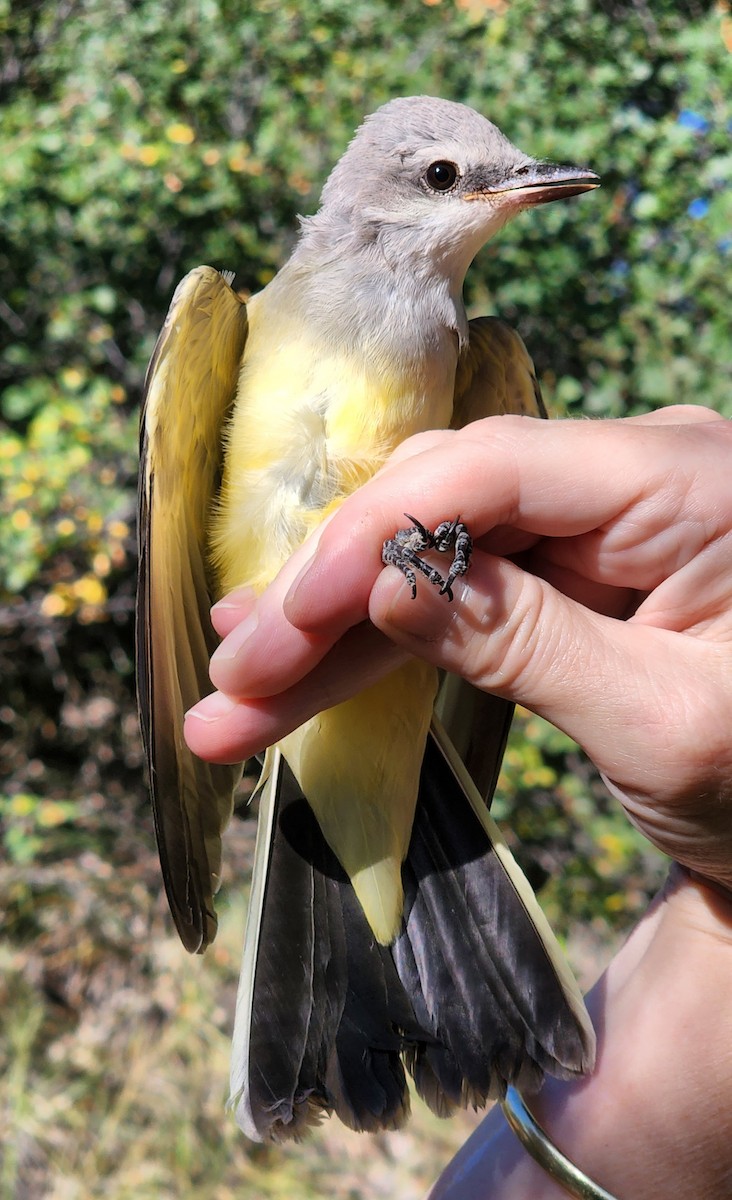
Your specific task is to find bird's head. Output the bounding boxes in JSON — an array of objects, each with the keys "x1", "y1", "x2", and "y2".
[{"x1": 309, "y1": 95, "x2": 599, "y2": 283}]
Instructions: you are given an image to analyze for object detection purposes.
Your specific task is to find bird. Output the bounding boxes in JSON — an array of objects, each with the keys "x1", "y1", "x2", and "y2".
[{"x1": 137, "y1": 95, "x2": 600, "y2": 1142}]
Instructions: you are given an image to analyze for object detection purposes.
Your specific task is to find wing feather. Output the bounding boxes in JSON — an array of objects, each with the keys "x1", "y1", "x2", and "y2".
[
  {"x1": 452, "y1": 315, "x2": 547, "y2": 427},
  {"x1": 137, "y1": 266, "x2": 248, "y2": 952},
  {"x1": 442, "y1": 315, "x2": 547, "y2": 805}
]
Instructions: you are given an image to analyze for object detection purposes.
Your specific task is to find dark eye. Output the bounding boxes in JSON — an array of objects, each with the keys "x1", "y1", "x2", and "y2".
[{"x1": 424, "y1": 161, "x2": 458, "y2": 192}]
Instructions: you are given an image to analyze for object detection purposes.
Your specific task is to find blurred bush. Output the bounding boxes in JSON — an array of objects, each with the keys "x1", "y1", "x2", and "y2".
[
  {"x1": 0, "y1": 1, "x2": 728, "y2": 1192},
  {"x1": 2, "y1": 0, "x2": 728, "y2": 914}
]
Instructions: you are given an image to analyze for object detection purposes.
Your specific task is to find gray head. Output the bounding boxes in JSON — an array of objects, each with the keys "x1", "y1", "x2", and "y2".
[{"x1": 300, "y1": 96, "x2": 598, "y2": 282}]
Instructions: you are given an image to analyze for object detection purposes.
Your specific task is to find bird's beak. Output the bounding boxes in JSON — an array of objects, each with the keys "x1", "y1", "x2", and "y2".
[{"x1": 465, "y1": 163, "x2": 600, "y2": 208}]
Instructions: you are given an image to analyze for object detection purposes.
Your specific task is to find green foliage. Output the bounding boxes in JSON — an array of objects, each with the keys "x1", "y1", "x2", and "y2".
[
  {"x1": 495, "y1": 710, "x2": 667, "y2": 937},
  {"x1": 0, "y1": 3, "x2": 729, "y2": 1194},
  {"x1": 2, "y1": 0, "x2": 731, "y2": 606},
  {"x1": 0, "y1": 374, "x2": 135, "y2": 599},
  {"x1": 0, "y1": 791, "x2": 79, "y2": 864}
]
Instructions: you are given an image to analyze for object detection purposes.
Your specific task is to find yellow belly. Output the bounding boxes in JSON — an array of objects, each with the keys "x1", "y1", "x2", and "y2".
[
  {"x1": 281, "y1": 658, "x2": 438, "y2": 944},
  {"x1": 210, "y1": 294, "x2": 456, "y2": 595},
  {"x1": 210, "y1": 298, "x2": 454, "y2": 941}
]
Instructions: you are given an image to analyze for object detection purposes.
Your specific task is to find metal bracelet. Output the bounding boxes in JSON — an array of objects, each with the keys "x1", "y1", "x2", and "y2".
[{"x1": 500, "y1": 1087, "x2": 620, "y2": 1200}]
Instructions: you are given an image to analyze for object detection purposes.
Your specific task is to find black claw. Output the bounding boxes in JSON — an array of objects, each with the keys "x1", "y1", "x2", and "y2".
[{"x1": 403, "y1": 514, "x2": 430, "y2": 545}]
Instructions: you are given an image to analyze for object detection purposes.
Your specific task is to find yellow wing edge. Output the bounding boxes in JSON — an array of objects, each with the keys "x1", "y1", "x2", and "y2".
[{"x1": 137, "y1": 266, "x2": 248, "y2": 952}]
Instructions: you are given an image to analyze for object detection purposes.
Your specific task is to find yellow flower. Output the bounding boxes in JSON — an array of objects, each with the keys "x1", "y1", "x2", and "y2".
[
  {"x1": 37, "y1": 801, "x2": 73, "y2": 828},
  {"x1": 41, "y1": 590, "x2": 73, "y2": 617},
  {"x1": 139, "y1": 144, "x2": 161, "y2": 166},
  {"x1": 61, "y1": 366, "x2": 85, "y2": 390},
  {"x1": 11, "y1": 509, "x2": 31, "y2": 532},
  {"x1": 93, "y1": 552, "x2": 111, "y2": 577},
  {"x1": 8, "y1": 793, "x2": 36, "y2": 816},
  {"x1": 166, "y1": 122, "x2": 195, "y2": 145},
  {"x1": 72, "y1": 575, "x2": 107, "y2": 606}
]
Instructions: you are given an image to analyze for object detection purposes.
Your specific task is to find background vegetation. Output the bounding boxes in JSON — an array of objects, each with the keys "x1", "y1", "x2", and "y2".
[{"x1": 1, "y1": 0, "x2": 729, "y2": 1195}]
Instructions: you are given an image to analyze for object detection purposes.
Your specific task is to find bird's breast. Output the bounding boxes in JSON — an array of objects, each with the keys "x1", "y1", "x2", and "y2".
[{"x1": 209, "y1": 304, "x2": 457, "y2": 596}]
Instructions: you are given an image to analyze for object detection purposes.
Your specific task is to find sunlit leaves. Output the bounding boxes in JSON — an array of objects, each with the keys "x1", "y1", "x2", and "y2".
[{"x1": 0, "y1": 0, "x2": 728, "y2": 934}]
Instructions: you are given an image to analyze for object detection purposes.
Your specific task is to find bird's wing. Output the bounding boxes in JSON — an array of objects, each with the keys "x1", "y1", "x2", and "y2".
[
  {"x1": 441, "y1": 316, "x2": 546, "y2": 803},
  {"x1": 137, "y1": 266, "x2": 248, "y2": 953},
  {"x1": 452, "y1": 314, "x2": 547, "y2": 426}
]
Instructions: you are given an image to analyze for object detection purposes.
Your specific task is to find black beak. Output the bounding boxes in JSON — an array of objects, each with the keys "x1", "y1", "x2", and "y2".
[{"x1": 466, "y1": 162, "x2": 600, "y2": 207}]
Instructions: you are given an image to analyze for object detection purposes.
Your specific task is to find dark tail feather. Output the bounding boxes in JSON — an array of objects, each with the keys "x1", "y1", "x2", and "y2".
[
  {"x1": 230, "y1": 731, "x2": 594, "y2": 1141},
  {"x1": 230, "y1": 752, "x2": 419, "y2": 1141},
  {"x1": 394, "y1": 723, "x2": 594, "y2": 1114}
]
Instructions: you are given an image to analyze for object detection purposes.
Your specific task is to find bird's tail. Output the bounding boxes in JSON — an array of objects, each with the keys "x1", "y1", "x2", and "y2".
[
  {"x1": 229, "y1": 727, "x2": 595, "y2": 1142},
  {"x1": 395, "y1": 718, "x2": 594, "y2": 1114}
]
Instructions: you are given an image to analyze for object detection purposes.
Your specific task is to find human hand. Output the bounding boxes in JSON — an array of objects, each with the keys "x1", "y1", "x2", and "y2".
[{"x1": 185, "y1": 405, "x2": 732, "y2": 890}]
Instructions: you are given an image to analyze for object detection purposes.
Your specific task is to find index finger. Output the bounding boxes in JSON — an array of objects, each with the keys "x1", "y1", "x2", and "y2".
[{"x1": 284, "y1": 407, "x2": 728, "y2": 635}]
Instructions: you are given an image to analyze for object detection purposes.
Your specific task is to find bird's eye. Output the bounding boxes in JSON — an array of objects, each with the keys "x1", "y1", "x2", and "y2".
[{"x1": 424, "y1": 161, "x2": 458, "y2": 192}]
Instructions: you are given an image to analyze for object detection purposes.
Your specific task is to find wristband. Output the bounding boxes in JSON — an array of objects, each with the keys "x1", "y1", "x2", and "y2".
[{"x1": 500, "y1": 1087, "x2": 620, "y2": 1200}]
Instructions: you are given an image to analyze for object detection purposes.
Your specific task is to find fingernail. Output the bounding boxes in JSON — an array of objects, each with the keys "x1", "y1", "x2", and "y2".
[
  {"x1": 282, "y1": 528, "x2": 328, "y2": 616},
  {"x1": 185, "y1": 691, "x2": 238, "y2": 723},
  {"x1": 379, "y1": 570, "x2": 457, "y2": 640},
  {"x1": 210, "y1": 610, "x2": 258, "y2": 663},
  {"x1": 283, "y1": 557, "x2": 318, "y2": 617},
  {"x1": 211, "y1": 585, "x2": 256, "y2": 617}
]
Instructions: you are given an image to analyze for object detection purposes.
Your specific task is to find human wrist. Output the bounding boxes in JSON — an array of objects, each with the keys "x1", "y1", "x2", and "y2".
[
  {"x1": 527, "y1": 870, "x2": 732, "y2": 1200},
  {"x1": 431, "y1": 870, "x2": 732, "y2": 1199}
]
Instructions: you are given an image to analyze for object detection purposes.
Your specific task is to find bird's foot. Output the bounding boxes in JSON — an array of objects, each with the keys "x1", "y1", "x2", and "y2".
[{"x1": 381, "y1": 514, "x2": 472, "y2": 601}]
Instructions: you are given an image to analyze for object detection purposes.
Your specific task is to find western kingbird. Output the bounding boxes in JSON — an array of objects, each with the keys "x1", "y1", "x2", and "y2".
[{"x1": 137, "y1": 95, "x2": 599, "y2": 1141}]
